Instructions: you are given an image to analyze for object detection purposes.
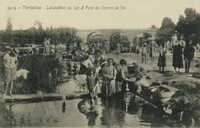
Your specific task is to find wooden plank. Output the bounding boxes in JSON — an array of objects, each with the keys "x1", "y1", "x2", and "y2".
[
  {"x1": 2, "y1": 92, "x2": 90, "y2": 103},
  {"x1": 159, "y1": 84, "x2": 178, "y2": 91}
]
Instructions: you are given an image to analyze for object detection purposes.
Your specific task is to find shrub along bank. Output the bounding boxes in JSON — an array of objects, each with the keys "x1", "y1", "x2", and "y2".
[{"x1": 0, "y1": 54, "x2": 62, "y2": 94}]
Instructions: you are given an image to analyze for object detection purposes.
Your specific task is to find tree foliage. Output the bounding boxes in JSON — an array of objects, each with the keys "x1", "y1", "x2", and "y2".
[
  {"x1": 156, "y1": 8, "x2": 200, "y2": 45},
  {"x1": 135, "y1": 33, "x2": 152, "y2": 46},
  {"x1": 4, "y1": 17, "x2": 14, "y2": 44},
  {"x1": 0, "y1": 20, "x2": 80, "y2": 46},
  {"x1": 156, "y1": 17, "x2": 175, "y2": 45},
  {"x1": 6, "y1": 17, "x2": 12, "y2": 32},
  {"x1": 151, "y1": 25, "x2": 156, "y2": 29},
  {"x1": 176, "y1": 8, "x2": 200, "y2": 44}
]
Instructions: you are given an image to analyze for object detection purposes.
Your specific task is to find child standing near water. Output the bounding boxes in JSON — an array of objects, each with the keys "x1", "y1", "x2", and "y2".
[
  {"x1": 86, "y1": 68, "x2": 99, "y2": 106},
  {"x1": 157, "y1": 45, "x2": 167, "y2": 72}
]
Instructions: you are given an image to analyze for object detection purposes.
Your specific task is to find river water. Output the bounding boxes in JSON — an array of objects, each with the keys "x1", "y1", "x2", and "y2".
[{"x1": 0, "y1": 93, "x2": 177, "y2": 127}]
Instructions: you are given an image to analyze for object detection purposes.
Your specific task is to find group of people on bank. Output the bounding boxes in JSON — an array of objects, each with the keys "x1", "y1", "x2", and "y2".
[
  {"x1": 141, "y1": 38, "x2": 157, "y2": 63},
  {"x1": 141, "y1": 31, "x2": 195, "y2": 73},
  {"x1": 171, "y1": 31, "x2": 195, "y2": 73},
  {"x1": 1, "y1": 31, "x2": 197, "y2": 98},
  {"x1": 79, "y1": 51, "x2": 133, "y2": 105}
]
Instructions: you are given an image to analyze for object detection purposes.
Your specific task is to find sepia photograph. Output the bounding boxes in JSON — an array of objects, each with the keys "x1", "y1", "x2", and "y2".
[{"x1": 0, "y1": 0, "x2": 200, "y2": 127}]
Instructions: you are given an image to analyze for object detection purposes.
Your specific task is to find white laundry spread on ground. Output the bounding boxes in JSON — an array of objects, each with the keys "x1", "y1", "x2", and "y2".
[{"x1": 16, "y1": 69, "x2": 29, "y2": 79}]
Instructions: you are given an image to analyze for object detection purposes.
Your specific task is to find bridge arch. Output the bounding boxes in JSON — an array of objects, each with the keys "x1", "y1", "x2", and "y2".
[
  {"x1": 133, "y1": 32, "x2": 152, "y2": 46},
  {"x1": 85, "y1": 31, "x2": 104, "y2": 43},
  {"x1": 109, "y1": 32, "x2": 129, "y2": 51}
]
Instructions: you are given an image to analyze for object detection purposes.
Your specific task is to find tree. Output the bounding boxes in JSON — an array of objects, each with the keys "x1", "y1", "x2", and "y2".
[
  {"x1": 184, "y1": 8, "x2": 197, "y2": 23},
  {"x1": 0, "y1": 21, "x2": 83, "y2": 46},
  {"x1": 151, "y1": 25, "x2": 156, "y2": 29},
  {"x1": 34, "y1": 21, "x2": 42, "y2": 29},
  {"x1": 161, "y1": 17, "x2": 175, "y2": 29},
  {"x1": 5, "y1": 17, "x2": 13, "y2": 44},
  {"x1": 6, "y1": 17, "x2": 12, "y2": 32},
  {"x1": 176, "y1": 8, "x2": 200, "y2": 44},
  {"x1": 195, "y1": 13, "x2": 200, "y2": 43},
  {"x1": 156, "y1": 17, "x2": 175, "y2": 45},
  {"x1": 134, "y1": 33, "x2": 152, "y2": 46},
  {"x1": 109, "y1": 33, "x2": 129, "y2": 50},
  {"x1": 143, "y1": 32, "x2": 152, "y2": 39}
]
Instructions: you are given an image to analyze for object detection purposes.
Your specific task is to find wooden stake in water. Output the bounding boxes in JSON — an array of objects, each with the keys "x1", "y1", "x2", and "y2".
[{"x1": 62, "y1": 95, "x2": 66, "y2": 113}]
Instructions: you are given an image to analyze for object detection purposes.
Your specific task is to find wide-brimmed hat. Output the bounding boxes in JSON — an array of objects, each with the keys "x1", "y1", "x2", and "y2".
[{"x1": 11, "y1": 47, "x2": 19, "y2": 55}]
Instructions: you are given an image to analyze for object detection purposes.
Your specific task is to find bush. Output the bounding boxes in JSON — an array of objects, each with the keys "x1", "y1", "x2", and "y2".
[
  {"x1": 170, "y1": 81, "x2": 200, "y2": 105},
  {"x1": 13, "y1": 55, "x2": 61, "y2": 94}
]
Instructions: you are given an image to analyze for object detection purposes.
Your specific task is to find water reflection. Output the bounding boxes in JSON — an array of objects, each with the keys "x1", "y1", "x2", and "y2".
[
  {"x1": 0, "y1": 103, "x2": 17, "y2": 127},
  {"x1": 62, "y1": 102, "x2": 66, "y2": 113},
  {"x1": 2, "y1": 101, "x2": 61, "y2": 127},
  {"x1": 100, "y1": 95, "x2": 126, "y2": 127},
  {"x1": 127, "y1": 94, "x2": 139, "y2": 115},
  {"x1": 1, "y1": 93, "x2": 182, "y2": 127},
  {"x1": 78, "y1": 99, "x2": 99, "y2": 127}
]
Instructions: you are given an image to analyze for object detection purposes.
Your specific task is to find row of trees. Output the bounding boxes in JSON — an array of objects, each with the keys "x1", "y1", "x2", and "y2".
[
  {"x1": 0, "y1": 20, "x2": 81, "y2": 46},
  {"x1": 156, "y1": 8, "x2": 200, "y2": 45}
]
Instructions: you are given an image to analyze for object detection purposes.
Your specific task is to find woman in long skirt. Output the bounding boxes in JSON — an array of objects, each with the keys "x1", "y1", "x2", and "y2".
[
  {"x1": 101, "y1": 58, "x2": 117, "y2": 98},
  {"x1": 157, "y1": 45, "x2": 166, "y2": 72},
  {"x1": 172, "y1": 41, "x2": 184, "y2": 72}
]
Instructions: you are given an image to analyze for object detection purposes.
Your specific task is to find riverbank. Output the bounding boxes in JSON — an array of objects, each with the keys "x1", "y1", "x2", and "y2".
[
  {"x1": 1, "y1": 52, "x2": 200, "y2": 104},
  {"x1": 1, "y1": 52, "x2": 200, "y2": 127}
]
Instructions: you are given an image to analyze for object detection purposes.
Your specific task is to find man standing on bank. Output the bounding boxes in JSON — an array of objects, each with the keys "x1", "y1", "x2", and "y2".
[
  {"x1": 184, "y1": 39, "x2": 195, "y2": 73},
  {"x1": 3, "y1": 47, "x2": 19, "y2": 96}
]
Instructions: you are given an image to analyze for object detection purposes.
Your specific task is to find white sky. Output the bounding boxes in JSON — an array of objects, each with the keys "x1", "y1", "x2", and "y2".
[{"x1": 0, "y1": 0, "x2": 200, "y2": 30}]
